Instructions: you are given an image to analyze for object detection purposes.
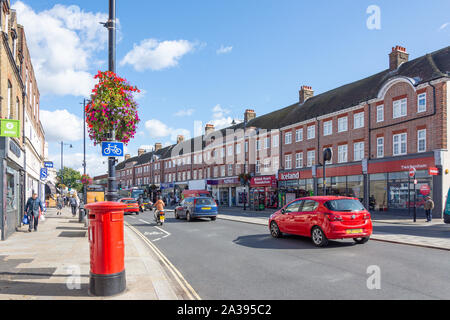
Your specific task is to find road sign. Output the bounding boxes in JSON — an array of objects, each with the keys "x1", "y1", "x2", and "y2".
[
  {"x1": 420, "y1": 185, "x2": 431, "y2": 196},
  {"x1": 0, "y1": 119, "x2": 20, "y2": 138},
  {"x1": 44, "y1": 161, "x2": 54, "y2": 168},
  {"x1": 409, "y1": 167, "x2": 416, "y2": 178},
  {"x1": 40, "y1": 168, "x2": 48, "y2": 181},
  {"x1": 101, "y1": 141, "x2": 124, "y2": 157}
]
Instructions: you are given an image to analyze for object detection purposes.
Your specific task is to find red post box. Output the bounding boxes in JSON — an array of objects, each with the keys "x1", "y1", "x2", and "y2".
[{"x1": 85, "y1": 201, "x2": 127, "y2": 296}]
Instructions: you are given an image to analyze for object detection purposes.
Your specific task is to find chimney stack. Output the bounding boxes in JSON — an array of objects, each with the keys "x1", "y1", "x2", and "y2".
[
  {"x1": 125, "y1": 154, "x2": 131, "y2": 160},
  {"x1": 299, "y1": 86, "x2": 314, "y2": 104},
  {"x1": 154, "y1": 143, "x2": 162, "y2": 151},
  {"x1": 205, "y1": 124, "x2": 215, "y2": 136},
  {"x1": 244, "y1": 109, "x2": 256, "y2": 123},
  {"x1": 389, "y1": 46, "x2": 409, "y2": 71},
  {"x1": 177, "y1": 135, "x2": 185, "y2": 144},
  {"x1": 138, "y1": 148, "x2": 145, "y2": 156}
]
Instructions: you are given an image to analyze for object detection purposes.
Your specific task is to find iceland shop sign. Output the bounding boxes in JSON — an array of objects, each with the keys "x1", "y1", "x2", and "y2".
[{"x1": 279, "y1": 171, "x2": 301, "y2": 181}]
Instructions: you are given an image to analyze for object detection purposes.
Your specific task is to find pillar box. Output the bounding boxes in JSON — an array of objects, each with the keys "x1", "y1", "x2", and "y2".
[{"x1": 85, "y1": 201, "x2": 127, "y2": 296}]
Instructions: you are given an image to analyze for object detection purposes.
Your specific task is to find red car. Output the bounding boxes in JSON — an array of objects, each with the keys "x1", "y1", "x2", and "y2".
[
  {"x1": 119, "y1": 198, "x2": 140, "y2": 215},
  {"x1": 269, "y1": 196, "x2": 373, "y2": 247}
]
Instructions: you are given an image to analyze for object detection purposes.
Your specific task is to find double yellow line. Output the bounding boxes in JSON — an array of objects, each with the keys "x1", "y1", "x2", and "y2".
[{"x1": 125, "y1": 222, "x2": 201, "y2": 300}]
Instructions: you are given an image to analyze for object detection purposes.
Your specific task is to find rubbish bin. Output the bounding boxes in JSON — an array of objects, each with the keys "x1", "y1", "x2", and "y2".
[{"x1": 85, "y1": 201, "x2": 127, "y2": 296}]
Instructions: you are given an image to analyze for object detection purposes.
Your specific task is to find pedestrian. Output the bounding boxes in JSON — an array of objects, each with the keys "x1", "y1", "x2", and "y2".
[
  {"x1": 69, "y1": 196, "x2": 78, "y2": 217},
  {"x1": 56, "y1": 195, "x2": 64, "y2": 215},
  {"x1": 424, "y1": 196, "x2": 435, "y2": 222},
  {"x1": 25, "y1": 192, "x2": 44, "y2": 232}
]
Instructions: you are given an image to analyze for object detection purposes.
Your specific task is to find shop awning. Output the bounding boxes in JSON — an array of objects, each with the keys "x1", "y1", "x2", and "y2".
[{"x1": 45, "y1": 182, "x2": 57, "y2": 195}]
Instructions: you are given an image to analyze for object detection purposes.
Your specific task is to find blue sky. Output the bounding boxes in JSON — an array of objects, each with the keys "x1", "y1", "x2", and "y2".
[{"x1": 12, "y1": 0, "x2": 450, "y2": 176}]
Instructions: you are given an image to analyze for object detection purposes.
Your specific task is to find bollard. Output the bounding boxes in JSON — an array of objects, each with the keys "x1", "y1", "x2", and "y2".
[{"x1": 85, "y1": 201, "x2": 127, "y2": 296}]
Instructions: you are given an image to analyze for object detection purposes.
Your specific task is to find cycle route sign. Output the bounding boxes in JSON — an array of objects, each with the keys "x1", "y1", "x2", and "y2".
[{"x1": 101, "y1": 142, "x2": 124, "y2": 157}]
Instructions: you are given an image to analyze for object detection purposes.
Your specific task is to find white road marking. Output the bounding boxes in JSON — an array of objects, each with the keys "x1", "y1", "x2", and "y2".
[{"x1": 139, "y1": 219, "x2": 151, "y2": 225}]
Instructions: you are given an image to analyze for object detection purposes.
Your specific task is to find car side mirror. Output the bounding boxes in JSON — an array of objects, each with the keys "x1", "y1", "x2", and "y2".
[{"x1": 281, "y1": 208, "x2": 286, "y2": 214}]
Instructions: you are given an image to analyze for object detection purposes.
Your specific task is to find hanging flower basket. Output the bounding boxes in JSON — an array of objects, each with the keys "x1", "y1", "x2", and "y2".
[
  {"x1": 86, "y1": 71, "x2": 141, "y2": 145},
  {"x1": 81, "y1": 174, "x2": 93, "y2": 185},
  {"x1": 239, "y1": 173, "x2": 252, "y2": 185}
]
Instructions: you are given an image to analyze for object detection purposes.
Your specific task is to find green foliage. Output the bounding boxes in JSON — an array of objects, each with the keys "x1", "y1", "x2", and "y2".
[{"x1": 57, "y1": 167, "x2": 83, "y2": 193}]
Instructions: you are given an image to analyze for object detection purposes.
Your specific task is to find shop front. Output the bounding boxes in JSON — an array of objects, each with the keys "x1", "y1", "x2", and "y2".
[
  {"x1": 207, "y1": 178, "x2": 240, "y2": 207},
  {"x1": 250, "y1": 175, "x2": 278, "y2": 210},
  {"x1": 0, "y1": 137, "x2": 25, "y2": 241},
  {"x1": 368, "y1": 155, "x2": 439, "y2": 217},
  {"x1": 278, "y1": 170, "x2": 313, "y2": 207},
  {"x1": 160, "y1": 183, "x2": 174, "y2": 204}
]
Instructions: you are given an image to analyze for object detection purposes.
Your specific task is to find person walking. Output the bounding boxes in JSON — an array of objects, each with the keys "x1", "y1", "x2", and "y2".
[
  {"x1": 56, "y1": 196, "x2": 64, "y2": 215},
  {"x1": 25, "y1": 193, "x2": 44, "y2": 232},
  {"x1": 69, "y1": 196, "x2": 78, "y2": 217},
  {"x1": 424, "y1": 196, "x2": 435, "y2": 222}
]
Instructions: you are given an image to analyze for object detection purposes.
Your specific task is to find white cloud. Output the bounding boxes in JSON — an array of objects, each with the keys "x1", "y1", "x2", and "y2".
[
  {"x1": 40, "y1": 109, "x2": 83, "y2": 142},
  {"x1": 208, "y1": 104, "x2": 235, "y2": 129},
  {"x1": 12, "y1": 1, "x2": 109, "y2": 97},
  {"x1": 174, "y1": 108, "x2": 195, "y2": 117},
  {"x1": 50, "y1": 152, "x2": 107, "y2": 177},
  {"x1": 120, "y1": 39, "x2": 196, "y2": 71},
  {"x1": 144, "y1": 119, "x2": 191, "y2": 142},
  {"x1": 217, "y1": 45, "x2": 233, "y2": 55},
  {"x1": 133, "y1": 89, "x2": 147, "y2": 101},
  {"x1": 439, "y1": 22, "x2": 449, "y2": 31}
]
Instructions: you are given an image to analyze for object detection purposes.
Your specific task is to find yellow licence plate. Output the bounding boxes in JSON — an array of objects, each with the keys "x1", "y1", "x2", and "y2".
[
  {"x1": 160, "y1": 216, "x2": 165, "y2": 222},
  {"x1": 202, "y1": 207, "x2": 211, "y2": 210},
  {"x1": 346, "y1": 229, "x2": 363, "y2": 234}
]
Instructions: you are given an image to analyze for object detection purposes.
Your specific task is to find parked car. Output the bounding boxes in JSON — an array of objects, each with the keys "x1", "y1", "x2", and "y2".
[
  {"x1": 269, "y1": 196, "x2": 373, "y2": 247},
  {"x1": 175, "y1": 197, "x2": 218, "y2": 221},
  {"x1": 119, "y1": 198, "x2": 140, "y2": 215}
]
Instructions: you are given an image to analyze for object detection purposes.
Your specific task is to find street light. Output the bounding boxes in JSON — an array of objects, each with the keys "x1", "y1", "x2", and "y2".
[{"x1": 60, "y1": 142, "x2": 73, "y2": 186}]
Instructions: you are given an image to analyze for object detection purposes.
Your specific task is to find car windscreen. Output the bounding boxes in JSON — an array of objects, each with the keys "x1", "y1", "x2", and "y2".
[
  {"x1": 124, "y1": 200, "x2": 137, "y2": 204},
  {"x1": 196, "y1": 198, "x2": 215, "y2": 206},
  {"x1": 324, "y1": 199, "x2": 365, "y2": 212}
]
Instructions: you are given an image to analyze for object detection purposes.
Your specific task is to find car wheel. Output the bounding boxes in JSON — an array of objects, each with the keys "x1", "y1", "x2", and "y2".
[
  {"x1": 270, "y1": 221, "x2": 282, "y2": 238},
  {"x1": 175, "y1": 211, "x2": 180, "y2": 219},
  {"x1": 186, "y1": 212, "x2": 192, "y2": 222},
  {"x1": 353, "y1": 237, "x2": 370, "y2": 244},
  {"x1": 210, "y1": 217, "x2": 216, "y2": 221},
  {"x1": 311, "y1": 226, "x2": 328, "y2": 247}
]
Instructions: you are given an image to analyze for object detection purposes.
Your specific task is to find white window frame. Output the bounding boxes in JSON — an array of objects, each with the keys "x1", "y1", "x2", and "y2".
[
  {"x1": 353, "y1": 142, "x2": 364, "y2": 161},
  {"x1": 307, "y1": 150, "x2": 315, "y2": 167},
  {"x1": 256, "y1": 160, "x2": 261, "y2": 173},
  {"x1": 272, "y1": 135, "x2": 279, "y2": 148},
  {"x1": 323, "y1": 121, "x2": 332, "y2": 136},
  {"x1": 377, "y1": 137, "x2": 384, "y2": 158},
  {"x1": 338, "y1": 145, "x2": 348, "y2": 163},
  {"x1": 285, "y1": 132, "x2": 292, "y2": 145},
  {"x1": 418, "y1": 129, "x2": 426, "y2": 153},
  {"x1": 307, "y1": 125, "x2": 315, "y2": 140},
  {"x1": 417, "y1": 93, "x2": 427, "y2": 113},
  {"x1": 393, "y1": 98, "x2": 407, "y2": 119},
  {"x1": 393, "y1": 133, "x2": 407, "y2": 156},
  {"x1": 338, "y1": 117, "x2": 348, "y2": 132},
  {"x1": 353, "y1": 112, "x2": 364, "y2": 129},
  {"x1": 285, "y1": 155, "x2": 292, "y2": 170},
  {"x1": 376, "y1": 105, "x2": 384, "y2": 123},
  {"x1": 295, "y1": 152, "x2": 303, "y2": 168},
  {"x1": 295, "y1": 129, "x2": 303, "y2": 142},
  {"x1": 272, "y1": 157, "x2": 279, "y2": 171}
]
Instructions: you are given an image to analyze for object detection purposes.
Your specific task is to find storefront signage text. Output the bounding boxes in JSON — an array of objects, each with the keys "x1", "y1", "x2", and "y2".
[{"x1": 279, "y1": 171, "x2": 300, "y2": 181}]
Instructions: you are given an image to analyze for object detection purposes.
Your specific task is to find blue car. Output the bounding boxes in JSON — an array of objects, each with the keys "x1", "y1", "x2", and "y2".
[{"x1": 175, "y1": 197, "x2": 218, "y2": 221}]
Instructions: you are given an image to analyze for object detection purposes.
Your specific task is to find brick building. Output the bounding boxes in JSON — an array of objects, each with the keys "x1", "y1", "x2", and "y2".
[
  {"x1": 0, "y1": 0, "x2": 45, "y2": 240},
  {"x1": 114, "y1": 45, "x2": 450, "y2": 218}
]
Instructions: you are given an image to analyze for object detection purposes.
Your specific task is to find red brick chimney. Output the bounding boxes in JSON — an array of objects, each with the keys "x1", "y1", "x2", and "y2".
[
  {"x1": 154, "y1": 143, "x2": 162, "y2": 151},
  {"x1": 299, "y1": 86, "x2": 314, "y2": 104},
  {"x1": 244, "y1": 109, "x2": 256, "y2": 123},
  {"x1": 389, "y1": 46, "x2": 409, "y2": 71},
  {"x1": 125, "y1": 154, "x2": 131, "y2": 160},
  {"x1": 138, "y1": 148, "x2": 145, "y2": 156},
  {"x1": 177, "y1": 135, "x2": 185, "y2": 144}
]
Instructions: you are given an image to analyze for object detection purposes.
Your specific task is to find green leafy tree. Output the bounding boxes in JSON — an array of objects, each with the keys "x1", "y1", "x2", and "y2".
[{"x1": 57, "y1": 167, "x2": 83, "y2": 194}]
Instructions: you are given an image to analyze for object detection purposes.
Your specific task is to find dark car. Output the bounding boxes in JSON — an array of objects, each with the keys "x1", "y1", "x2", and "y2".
[
  {"x1": 142, "y1": 198, "x2": 153, "y2": 211},
  {"x1": 175, "y1": 197, "x2": 218, "y2": 221}
]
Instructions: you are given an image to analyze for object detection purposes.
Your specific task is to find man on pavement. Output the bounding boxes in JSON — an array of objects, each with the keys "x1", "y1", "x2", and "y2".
[
  {"x1": 69, "y1": 196, "x2": 78, "y2": 217},
  {"x1": 424, "y1": 196, "x2": 435, "y2": 222},
  {"x1": 25, "y1": 193, "x2": 44, "y2": 232}
]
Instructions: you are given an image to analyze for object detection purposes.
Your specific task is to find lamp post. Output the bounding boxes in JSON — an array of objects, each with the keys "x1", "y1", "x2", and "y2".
[
  {"x1": 104, "y1": 0, "x2": 118, "y2": 202},
  {"x1": 323, "y1": 148, "x2": 332, "y2": 196},
  {"x1": 60, "y1": 142, "x2": 73, "y2": 186}
]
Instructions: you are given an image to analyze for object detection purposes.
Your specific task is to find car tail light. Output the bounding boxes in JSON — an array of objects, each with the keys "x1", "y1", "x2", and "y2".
[
  {"x1": 327, "y1": 213, "x2": 343, "y2": 222},
  {"x1": 194, "y1": 199, "x2": 197, "y2": 207},
  {"x1": 363, "y1": 213, "x2": 371, "y2": 220}
]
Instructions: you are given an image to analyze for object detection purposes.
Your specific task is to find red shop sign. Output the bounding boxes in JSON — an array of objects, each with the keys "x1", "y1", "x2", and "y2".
[
  {"x1": 429, "y1": 167, "x2": 439, "y2": 176},
  {"x1": 250, "y1": 175, "x2": 277, "y2": 188},
  {"x1": 420, "y1": 185, "x2": 431, "y2": 196},
  {"x1": 278, "y1": 171, "x2": 301, "y2": 181}
]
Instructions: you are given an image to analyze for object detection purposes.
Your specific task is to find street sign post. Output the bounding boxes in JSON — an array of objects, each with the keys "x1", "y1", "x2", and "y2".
[
  {"x1": 40, "y1": 168, "x2": 48, "y2": 181},
  {"x1": 44, "y1": 161, "x2": 54, "y2": 168},
  {"x1": 0, "y1": 119, "x2": 20, "y2": 138},
  {"x1": 101, "y1": 141, "x2": 124, "y2": 157}
]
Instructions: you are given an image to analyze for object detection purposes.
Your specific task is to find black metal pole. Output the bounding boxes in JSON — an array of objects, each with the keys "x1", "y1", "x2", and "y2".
[
  {"x1": 414, "y1": 176, "x2": 417, "y2": 223},
  {"x1": 61, "y1": 141, "x2": 63, "y2": 186},
  {"x1": 408, "y1": 175, "x2": 411, "y2": 218},
  {"x1": 106, "y1": 0, "x2": 118, "y2": 202},
  {"x1": 243, "y1": 120, "x2": 247, "y2": 211}
]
